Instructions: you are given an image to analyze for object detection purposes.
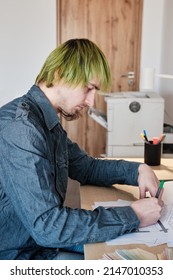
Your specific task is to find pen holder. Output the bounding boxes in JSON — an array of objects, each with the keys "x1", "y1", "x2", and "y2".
[{"x1": 144, "y1": 141, "x2": 161, "y2": 166}]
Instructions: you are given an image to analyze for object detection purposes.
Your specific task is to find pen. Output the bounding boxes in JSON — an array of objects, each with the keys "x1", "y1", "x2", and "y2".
[
  {"x1": 140, "y1": 132, "x2": 149, "y2": 143},
  {"x1": 157, "y1": 220, "x2": 168, "y2": 233},
  {"x1": 155, "y1": 180, "x2": 167, "y2": 232},
  {"x1": 155, "y1": 180, "x2": 164, "y2": 198},
  {"x1": 143, "y1": 130, "x2": 149, "y2": 142}
]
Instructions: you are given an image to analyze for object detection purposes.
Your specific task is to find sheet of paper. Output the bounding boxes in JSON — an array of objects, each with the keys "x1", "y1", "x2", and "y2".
[
  {"x1": 162, "y1": 181, "x2": 173, "y2": 205},
  {"x1": 107, "y1": 229, "x2": 173, "y2": 247},
  {"x1": 93, "y1": 200, "x2": 131, "y2": 208}
]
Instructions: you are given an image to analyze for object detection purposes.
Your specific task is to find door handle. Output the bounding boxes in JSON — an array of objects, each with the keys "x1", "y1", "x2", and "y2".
[{"x1": 121, "y1": 71, "x2": 135, "y2": 79}]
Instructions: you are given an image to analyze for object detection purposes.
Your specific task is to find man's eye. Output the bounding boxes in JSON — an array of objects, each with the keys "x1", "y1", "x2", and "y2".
[
  {"x1": 86, "y1": 87, "x2": 92, "y2": 93},
  {"x1": 88, "y1": 87, "x2": 94, "y2": 91}
]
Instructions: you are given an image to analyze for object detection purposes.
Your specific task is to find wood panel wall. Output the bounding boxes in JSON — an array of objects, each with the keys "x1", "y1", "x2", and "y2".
[{"x1": 56, "y1": 0, "x2": 143, "y2": 157}]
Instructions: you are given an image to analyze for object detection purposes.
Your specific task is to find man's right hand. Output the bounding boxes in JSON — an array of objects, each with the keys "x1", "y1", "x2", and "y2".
[{"x1": 131, "y1": 197, "x2": 164, "y2": 228}]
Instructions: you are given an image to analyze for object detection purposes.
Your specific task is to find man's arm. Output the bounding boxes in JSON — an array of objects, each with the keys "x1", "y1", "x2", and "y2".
[{"x1": 67, "y1": 138, "x2": 140, "y2": 186}]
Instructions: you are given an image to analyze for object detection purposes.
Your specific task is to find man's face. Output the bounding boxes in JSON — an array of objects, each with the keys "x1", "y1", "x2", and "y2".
[{"x1": 57, "y1": 79, "x2": 100, "y2": 118}]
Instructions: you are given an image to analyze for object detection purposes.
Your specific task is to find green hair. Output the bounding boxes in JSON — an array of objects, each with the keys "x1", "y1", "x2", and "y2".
[{"x1": 35, "y1": 38, "x2": 111, "y2": 92}]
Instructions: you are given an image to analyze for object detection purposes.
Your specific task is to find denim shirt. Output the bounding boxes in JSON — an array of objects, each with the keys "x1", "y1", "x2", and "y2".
[{"x1": 0, "y1": 85, "x2": 140, "y2": 259}]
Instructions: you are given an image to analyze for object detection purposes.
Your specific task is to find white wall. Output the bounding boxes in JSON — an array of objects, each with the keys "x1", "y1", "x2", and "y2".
[
  {"x1": 0, "y1": 0, "x2": 56, "y2": 105},
  {"x1": 159, "y1": 0, "x2": 173, "y2": 125},
  {"x1": 140, "y1": 0, "x2": 173, "y2": 125},
  {"x1": 140, "y1": 0, "x2": 164, "y2": 92}
]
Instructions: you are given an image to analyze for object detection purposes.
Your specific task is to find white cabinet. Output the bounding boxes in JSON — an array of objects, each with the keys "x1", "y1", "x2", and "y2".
[{"x1": 105, "y1": 92, "x2": 164, "y2": 157}]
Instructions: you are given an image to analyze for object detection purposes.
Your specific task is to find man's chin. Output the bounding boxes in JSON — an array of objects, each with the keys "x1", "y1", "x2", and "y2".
[
  {"x1": 58, "y1": 107, "x2": 82, "y2": 121},
  {"x1": 69, "y1": 110, "x2": 82, "y2": 120}
]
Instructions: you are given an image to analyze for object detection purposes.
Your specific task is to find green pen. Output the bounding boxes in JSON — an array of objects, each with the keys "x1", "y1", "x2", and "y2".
[
  {"x1": 155, "y1": 180, "x2": 167, "y2": 232},
  {"x1": 155, "y1": 180, "x2": 164, "y2": 198}
]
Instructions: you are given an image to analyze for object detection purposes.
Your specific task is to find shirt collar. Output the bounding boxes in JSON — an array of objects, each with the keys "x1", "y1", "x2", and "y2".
[{"x1": 27, "y1": 85, "x2": 60, "y2": 130}]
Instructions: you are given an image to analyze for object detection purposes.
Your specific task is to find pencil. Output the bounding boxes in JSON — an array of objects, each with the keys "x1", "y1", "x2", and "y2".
[
  {"x1": 140, "y1": 133, "x2": 146, "y2": 141},
  {"x1": 155, "y1": 180, "x2": 164, "y2": 198},
  {"x1": 158, "y1": 134, "x2": 166, "y2": 143}
]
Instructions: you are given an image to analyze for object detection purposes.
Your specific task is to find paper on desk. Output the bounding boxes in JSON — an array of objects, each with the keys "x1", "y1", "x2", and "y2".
[
  {"x1": 94, "y1": 201, "x2": 173, "y2": 247},
  {"x1": 93, "y1": 199, "x2": 131, "y2": 209},
  {"x1": 107, "y1": 228, "x2": 173, "y2": 247},
  {"x1": 107, "y1": 204, "x2": 173, "y2": 247},
  {"x1": 162, "y1": 181, "x2": 173, "y2": 205},
  {"x1": 93, "y1": 181, "x2": 173, "y2": 247}
]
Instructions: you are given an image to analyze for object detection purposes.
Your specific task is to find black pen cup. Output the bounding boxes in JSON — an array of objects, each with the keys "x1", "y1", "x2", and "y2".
[{"x1": 144, "y1": 141, "x2": 161, "y2": 166}]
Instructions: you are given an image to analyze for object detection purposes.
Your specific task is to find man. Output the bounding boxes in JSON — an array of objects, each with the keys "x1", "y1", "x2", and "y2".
[{"x1": 0, "y1": 39, "x2": 163, "y2": 260}]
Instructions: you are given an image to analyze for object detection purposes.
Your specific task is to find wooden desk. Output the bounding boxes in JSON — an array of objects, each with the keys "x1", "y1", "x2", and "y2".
[{"x1": 80, "y1": 158, "x2": 173, "y2": 260}]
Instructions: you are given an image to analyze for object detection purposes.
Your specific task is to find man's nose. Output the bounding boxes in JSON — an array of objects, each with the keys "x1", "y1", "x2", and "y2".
[{"x1": 85, "y1": 91, "x2": 95, "y2": 107}]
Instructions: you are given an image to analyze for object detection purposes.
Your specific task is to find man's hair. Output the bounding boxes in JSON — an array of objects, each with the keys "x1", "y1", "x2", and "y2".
[{"x1": 35, "y1": 38, "x2": 111, "y2": 92}]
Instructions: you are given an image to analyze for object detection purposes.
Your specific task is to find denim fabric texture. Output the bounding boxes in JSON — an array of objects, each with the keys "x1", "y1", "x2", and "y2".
[{"x1": 0, "y1": 85, "x2": 140, "y2": 259}]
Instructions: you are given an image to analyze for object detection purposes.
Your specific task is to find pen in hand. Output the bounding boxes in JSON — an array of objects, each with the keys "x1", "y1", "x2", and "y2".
[
  {"x1": 155, "y1": 180, "x2": 164, "y2": 198},
  {"x1": 155, "y1": 180, "x2": 167, "y2": 232}
]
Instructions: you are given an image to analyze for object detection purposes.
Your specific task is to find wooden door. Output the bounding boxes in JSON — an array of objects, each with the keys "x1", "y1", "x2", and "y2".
[{"x1": 56, "y1": 0, "x2": 143, "y2": 157}]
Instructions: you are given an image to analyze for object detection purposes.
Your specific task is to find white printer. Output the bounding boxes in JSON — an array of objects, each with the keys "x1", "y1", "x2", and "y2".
[{"x1": 89, "y1": 92, "x2": 164, "y2": 157}]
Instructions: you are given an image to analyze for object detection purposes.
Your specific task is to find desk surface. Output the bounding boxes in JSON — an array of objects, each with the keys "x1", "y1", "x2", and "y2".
[{"x1": 80, "y1": 157, "x2": 173, "y2": 260}]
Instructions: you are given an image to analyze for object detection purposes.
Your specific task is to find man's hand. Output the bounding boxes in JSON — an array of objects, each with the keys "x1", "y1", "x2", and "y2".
[
  {"x1": 138, "y1": 163, "x2": 160, "y2": 198},
  {"x1": 131, "y1": 197, "x2": 164, "y2": 227}
]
